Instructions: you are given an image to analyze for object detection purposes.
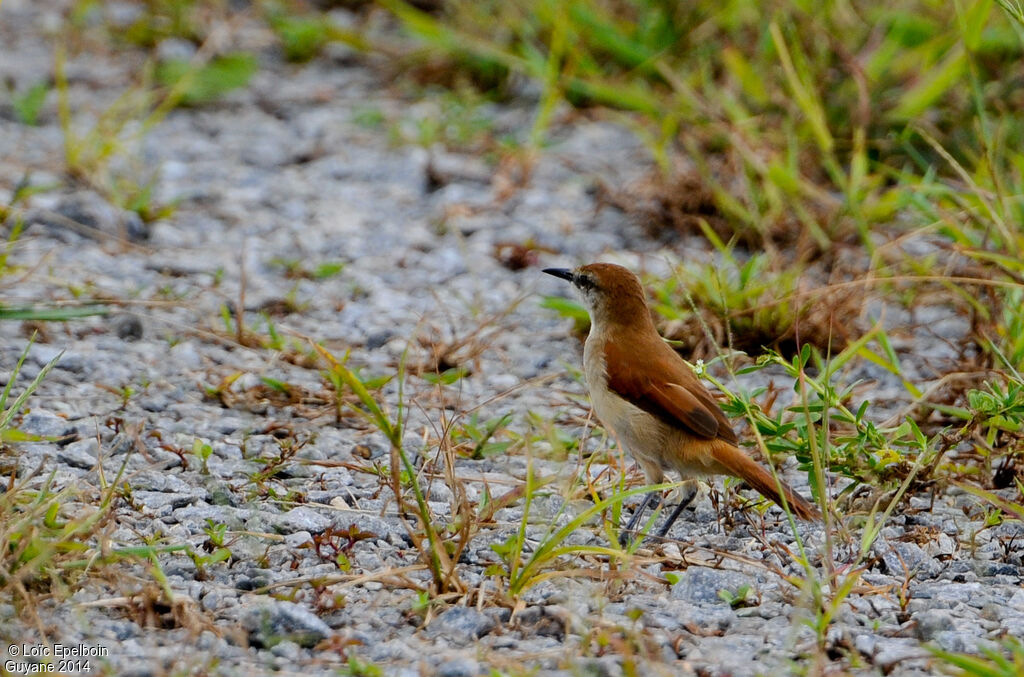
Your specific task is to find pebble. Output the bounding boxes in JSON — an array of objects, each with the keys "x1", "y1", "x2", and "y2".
[
  {"x1": 430, "y1": 607, "x2": 497, "y2": 642},
  {"x1": 20, "y1": 409, "x2": 72, "y2": 437},
  {"x1": 239, "y1": 600, "x2": 332, "y2": 648},
  {"x1": 273, "y1": 506, "x2": 332, "y2": 534},
  {"x1": 670, "y1": 566, "x2": 757, "y2": 605},
  {"x1": 57, "y1": 437, "x2": 98, "y2": 469}
]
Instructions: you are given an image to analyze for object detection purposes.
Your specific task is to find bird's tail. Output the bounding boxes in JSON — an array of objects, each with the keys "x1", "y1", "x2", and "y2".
[{"x1": 711, "y1": 440, "x2": 822, "y2": 521}]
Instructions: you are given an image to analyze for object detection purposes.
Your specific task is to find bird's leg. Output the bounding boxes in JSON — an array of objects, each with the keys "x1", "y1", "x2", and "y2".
[
  {"x1": 619, "y1": 491, "x2": 662, "y2": 546},
  {"x1": 655, "y1": 480, "x2": 699, "y2": 539}
]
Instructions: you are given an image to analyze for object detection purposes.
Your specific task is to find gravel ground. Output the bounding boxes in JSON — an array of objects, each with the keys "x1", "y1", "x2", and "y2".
[{"x1": 1, "y1": 2, "x2": 1022, "y2": 676}]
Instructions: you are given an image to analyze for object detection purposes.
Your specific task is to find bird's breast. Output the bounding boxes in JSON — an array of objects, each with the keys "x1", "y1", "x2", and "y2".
[{"x1": 583, "y1": 332, "x2": 663, "y2": 453}]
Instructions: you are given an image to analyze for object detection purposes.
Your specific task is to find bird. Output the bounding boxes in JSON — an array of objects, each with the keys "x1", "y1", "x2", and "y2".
[{"x1": 543, "y1": 262, "x2": 820, "y2": 541}]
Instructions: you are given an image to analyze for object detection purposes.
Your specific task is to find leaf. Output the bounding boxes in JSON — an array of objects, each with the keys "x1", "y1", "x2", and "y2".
[
  {"x1": 721, "y1": 47, "x2": 768, "y2": 105},
  {"x1": 889, "y1": 45, "x2": 966, "y2": 120},
  {"x1": 158, "y1": 52, "x2": 258, "y2": 106},
  {"x1": 13, "y1": 81, "x2": 49, "y2": 125},
  {"x1": 540, "y1": 296, "x2": 588, "y2": 321},
  {"x1": 269, "y1": 14, "x2": 330, "y2": 62},
  {"x1": 421, "y1": 366, "x2": 468, "y2": 385},
  {"x1": 0, "y1": 305, "x2": 108, "y2": 321},
  {"x1": 260, "y1": 377, "x2": 291, "y2": 393}
]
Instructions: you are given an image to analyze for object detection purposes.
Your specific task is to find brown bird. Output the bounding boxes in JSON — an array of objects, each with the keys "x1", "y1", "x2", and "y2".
[{"x1": 544, "y1": 262, "x2": 820, "y2": 541}]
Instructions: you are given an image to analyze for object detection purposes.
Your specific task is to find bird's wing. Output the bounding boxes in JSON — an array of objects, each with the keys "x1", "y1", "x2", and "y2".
[{"x1": 603, "y1": 337, "x2": 738, "y2": 444}]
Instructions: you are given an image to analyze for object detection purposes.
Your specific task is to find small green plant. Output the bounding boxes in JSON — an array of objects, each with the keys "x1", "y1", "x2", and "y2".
[
  {"x1": 106, "y1": 0, "x2": 204, "y2": 48},
  {"x1": 651, "y1": 226, "x2": 858, "y2": 358},
  {"x1": 667, "y1": 316, "x2": 939, "y2": 661},
  {"x1": 991, "y1": 288, "x2": 1024, "y2": 371},
  {"x1": 0, "y1": 338, "x2": 126, "y2": 602},
  {"x1": 267, "y1": 11, "x2": 333, "y2": 62},
  {"x1": 9, "y1": 80, "x2": 49, "y2": 126},
  {"x1": 410, "y1": 589, "x2": 431, "y2": 619},
  {"x1": 1, "y1": 337, "x2": 62, "y2": 442},
  {"x1": 263, "y1": 2, "x2": 368, "y2": 62},
  {"x1": 188, "y1": 541, "x2": 231, "y2": 576},
  {"x1": 420, "y1": 366, "x2": 469, "y2": 386},
  {"x1": 313, "y1": 342, "x2": 463, "y2": 594},
  {"x1": 116, "y1": 175, "x2": 179, "y2": 223},
  {"x1": 352, "y1": 106, "x2": 385, "y2": 128},
  {"x1": 394, "y1": 90, "x2": 498, "y2": 152},
  {"x1": 450, "y1": 412, "x2": 514, "y2": 459},
  {"x1": 268, "y1": 257, "x2": 346, "y2": 280},
  {"x1": 339, "y1": 654, "x2": 384, "y2": 677},
  {"x1": 700, "y1": 324, "x2": 934, "y2": 497},
  {"x1": 155, "y1": 52, "x2": 258, "y2": 106},
  {"x1": 52, "y1": 49, "x2": 176, "y2": 221},
  {"x1": 192, "y1": 438, "x2": 213, "y2": 474},
  {"x1": 486, "y1": 436, "x2": 673, "y2": 597},
  {"x1": 717, "y1": 584, "x2": 757, "y2": 609},
  {"x1": 202, "y1": 519, "x2": 228, "y2": 548},
  {"x1": 196, "y1": 519, "x2": 234, "y2": 573}
]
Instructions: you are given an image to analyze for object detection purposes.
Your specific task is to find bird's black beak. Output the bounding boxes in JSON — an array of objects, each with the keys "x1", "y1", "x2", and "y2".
[{"x1": 543, "y1": 268, "x2": 574, "y2": 283}]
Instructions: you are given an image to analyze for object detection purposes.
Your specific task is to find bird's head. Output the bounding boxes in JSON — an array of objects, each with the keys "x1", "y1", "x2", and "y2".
[{"x1": 543, "y1": 263, "x2": 653, "y2": 328}]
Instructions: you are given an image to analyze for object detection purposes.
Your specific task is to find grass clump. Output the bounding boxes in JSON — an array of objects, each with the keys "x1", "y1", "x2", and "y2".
[
  {"x1": 0, "y1": 341, "x2": 109, "y2": 619},
  {"x1": 376, "y1": 0, "x2": 1023, "y2": 254},
  {"x1": 653, "y1": 243, "x2": 856, "y2": 359}
]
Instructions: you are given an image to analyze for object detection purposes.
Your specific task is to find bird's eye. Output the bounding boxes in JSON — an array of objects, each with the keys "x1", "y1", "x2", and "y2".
[{"x1": 575, "y1": 275, "x2": 596, "y2": 290}]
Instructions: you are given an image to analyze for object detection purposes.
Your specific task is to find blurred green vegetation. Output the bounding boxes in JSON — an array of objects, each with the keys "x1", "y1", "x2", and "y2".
[{"x1": 378, "y1": 0, "x2": 1024, "y2": 256}]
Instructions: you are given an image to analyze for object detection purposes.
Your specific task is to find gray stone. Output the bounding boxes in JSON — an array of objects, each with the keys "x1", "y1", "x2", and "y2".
[
  {"x1": 129, "y1": 471, "x2": 193, "y2": 493},
  {"x1": 112, "y1": 314, "x2": 144, "y2": 340},
  {"x1": 156, "y1": 37, "x2": 196, "y2": 62},
  {"x1": 28, "y1": 344, "x2": 85, "y2": 373},
  {"x1": 916, "y1": 581, "x2": 991, "y2": 608},
  {"x1": 670, "y1": 566, "x2": 757, "y2": 605},
  {"x1": 284, "y1": 531, "x2": 313, "y2": 548},
  {"x1": 33, "y1": 190, "x2": 148, "y2": 242},
  {"x1": 854, "y1": 633, "x2": 877, "y2": 657},
  {"x1": 570, "y1": 656, "x2": 623, "y2": 677},
  {"x1": 200, "y1": 589, "x2": 238, "y2": 612},
  {"x1": 239, "y1": 599, "x2": 332, "y2": 648},
  {"x1": 169, "y1": 505, "x2": 251, "y2": 531},
  {"x1": 914, "y1": 608, "x2": 955, "y2": 640},
  {"x1": 668, "y1": 600, "x2": 735, "y2": 631},
  {"x1": 273, "y1": 506, "x2": 331, "y2": 534},
  {"x1": 353, "y1": 549, "x2": 384, "y2": 571},
  {"x1": 1009, "y1": 589, "x2": 1024, "y2": 612},
  {"x1": 872, "y1": 638, "x2": 925, "y2": 669},
  {"x1": 365, "y1": 330, "x2": 393, "y2": 350},
  {"x1": 435, "y1": 657, "x2": 481, "y2": 677},
  {"x1": 19, "y1": 409, "x2": 73, "y2": 438},
  {"x1": 430, "y1": 607, "x2": 496, "y2": 642},
  {"x1": 1002, "y1": 614, "x2": 1024, "y2": 637},
  {"x1": 168, "y1": 341, "x2": 202, "y2": 370},
  {"x1": 875, "y1": 539, "x2": 942, "y2": 578},
  {"x1": 269, "y1": 639, "x2": 302, "y2": 660},
  {"x1": 931, "y1": 631, "x2": 971, "y2": 653},
  {"x1": 57, "y1": 437, "x2": 98, "y2": 469},
  {"x1": 686, "y1": 634, "x2": 765, "y2": 675},
  {"x1": 328, "y1": 510, "x2": 404, "y2": 541},
  {"x1": 134, "y1": 490, "x2": 203, "y2": 514}
]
